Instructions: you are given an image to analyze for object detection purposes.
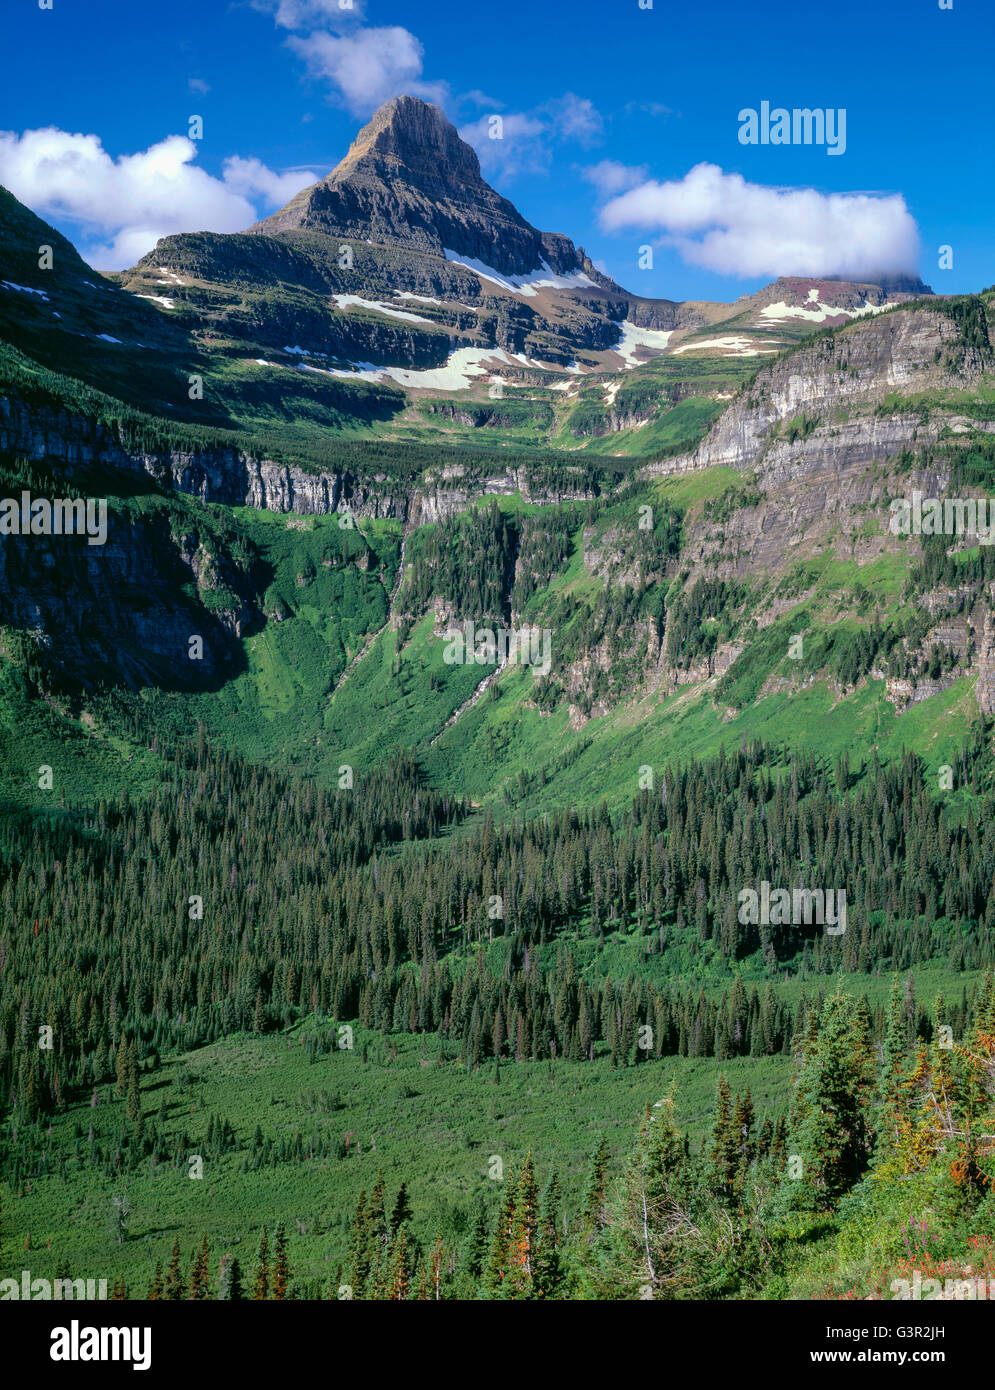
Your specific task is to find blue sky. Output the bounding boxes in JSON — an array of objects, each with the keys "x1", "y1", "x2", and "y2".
[{"x1": 1, "y1": 0, "x2": 991, "y2": 299}]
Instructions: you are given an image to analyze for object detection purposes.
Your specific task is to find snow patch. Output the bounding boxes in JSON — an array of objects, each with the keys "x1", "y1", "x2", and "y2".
[
  {"x1": 136, "y1": 294, "x2": 175, "y2": 309},
  {"x1": 612, "y1": 321, "x2": 674, "y2": 367},
  {"x1": 760, "y1": 293, "x2": 895, "y2": 325},
  {"x1": 317, "y1": 347, "x2": 519, "y2": 391},
  {"x1": 672, "y1": 336, "x2": 780, "y2": 358},
  {"x1": 442, "y1": 250, "x2": 597, "y2": 299},
  {"x1": 396, "y1": 292, "x2": 442, "y2": 307},
  {"x1": 2, "y1": 280, "x2": 50, "y2": 300},
  {"x1": 332, "y1": 294, "x2": 431, "y2": 324},
  {"x1": 94, "y1": 333, "x2": 121, "y2": 344}
]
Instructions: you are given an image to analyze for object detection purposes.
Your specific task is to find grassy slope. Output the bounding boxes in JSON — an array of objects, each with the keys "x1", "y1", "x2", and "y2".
[{"x1": 8, "y1": 960, "x2": 985, "y2": 1297}]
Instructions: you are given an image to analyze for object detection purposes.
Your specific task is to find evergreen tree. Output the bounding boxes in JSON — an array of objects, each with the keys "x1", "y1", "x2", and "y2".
[
  {"x1": 388, "y1": 1226, "x2": 411, "y2": 1301},
  {"x1": 582, "y1": 1136, "x2": 611, "y2": 1231},
  {"x1": 252, "y1": 1227, "x2": 270, "y2": 1300},
  {"x1": 272, "y1": 1228, "x2": 289, "y2": 1300},
  {"x1": 505, "y1": 1152, "x2": 540, "y2": 1299},
  {"x1": 389, "y1": 1182, "x2": 413, "y2": 1236},
  {"x1": 164, "y1": 1239, "x2": 184, "y2": 1301},
  {"x1": 710, "y1": 1076, "x2": 739, "y2": 1201},
  {"x1": 786, "y1": 986, "x2": 874, "y2": 1209},
  {"x1": 484, "y1": 1167, "x2": 516, "y2": 1297},
  {"x1": 534, "y1": 1173, "x2": 563, "y2": 1299},
  {"x1": 189, "y1": 1236, "x2": 210, "y2": 1299}
]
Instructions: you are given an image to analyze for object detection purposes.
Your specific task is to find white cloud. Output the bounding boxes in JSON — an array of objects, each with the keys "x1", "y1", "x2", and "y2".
[
  {"x1": 260, "y1": 0, "x2": 367, "y2": 28},
  {"x1": 599, "y1": 162, "x2": 920, "y2": 279},
  {"x1": 221, "y1": 155, "x2": 317, "y2": 205},
  {"x1": 0, "y1": 127, "x2": 319, "y2": 269},
  {"x1": 286, "y1": 26, "x2": 447, "y2": 116},
  {"x1": 581, "y1": 160, "x2": 648, "y2": 199},
  {"x1": 257, "y1": 0, "x2": 445, "y2": 117},
  {"x1": 461, "y1": 93, "x2": 604, "y2": 182},
  {"x1": 548, "y1": 95, "x2": 603, "y2": 145},
  {"x1": 459, "y1": 111, "x2": 548, "y2": 178},
  {"x1": 188, "y1": 78, "x2": 210, "y2": 95}
]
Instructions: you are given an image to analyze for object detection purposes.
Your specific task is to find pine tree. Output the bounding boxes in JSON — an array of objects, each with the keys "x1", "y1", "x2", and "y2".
[
  {"x1": 164, "y1": 1239, "x2": 184, "y2": 1301},
  {"x1": 252, "y1": 1227, "x2": 270, "y2": 1300},
  {"x1": 217, "y1": 1253, "x2": 243, "y2": 1301},
  {"x1": 388, "y1": 1225, "x2": 410, "y2": 1301},
  {"x1": 709, "y1": 1076, "x2": 739, "y2": 1201},
  {"x1": 534, "y1": 1173, "x2": 563, "y2": 1299},
  {"x1": 272, "y1": 1228, "x2": 289, "y2": 1300},
  {"x1": 347, "y1": 1192, "x2": 373, "y2": 1297},
  {"x1": 389, "y1": 1182, "x2": 413, "y2": 1236},
  {"x1": 189, "y1": 1236, "x2": 210, "y2": 1299},
  {"x1": 733, "y1": 1086, "x2": 755, "y2": 1187},
  {"x1": 505, "y1": 1152, "x2": 540, "y2": 1299},
  {"x1": 125, "y1": 1048, "x2": 142, "y2": 1128},
  {"x1": 616, "y1": 1101, "x2": 688, "y2": 1298},
  {"x1": 786, "y1": 986, "x2": 875, "y2": 1209},
  {"x1": 484, "y1": 1167, "x2": 516, "y2": 1296},
  {"x1": 114, "y1": 1038, "x2": 129, "y2": 1099},
  {"x1": 582, "y1": 1136, "x2": 611, "y2": 1231},
  {"x1": 147, "y1": 1262, "x2": 163, "y2": 1300},
  {"x1": 463, "y1": 1196, "x2": 490, "y2": 1291}
]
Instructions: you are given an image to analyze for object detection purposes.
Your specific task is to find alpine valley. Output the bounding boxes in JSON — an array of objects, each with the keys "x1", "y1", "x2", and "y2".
[{"x1": 2, "y1": 95, "x2": 995, "y2": 1305}]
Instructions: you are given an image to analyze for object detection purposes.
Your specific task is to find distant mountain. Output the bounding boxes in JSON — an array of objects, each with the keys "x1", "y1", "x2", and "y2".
[{"x1": 0, "y1": 96, "x2": 940, "y2": 444}]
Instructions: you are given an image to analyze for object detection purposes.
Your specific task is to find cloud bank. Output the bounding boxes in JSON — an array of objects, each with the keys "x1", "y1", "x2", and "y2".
[
  {"x1": 599, "y1": 162, "x2": 921, "y2": 279},
  {"x1": 0, "y1": 127, "x2": 318, "y2": 268}
]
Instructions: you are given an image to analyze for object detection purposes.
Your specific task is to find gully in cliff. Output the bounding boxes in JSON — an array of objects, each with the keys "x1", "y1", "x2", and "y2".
[{"x1": 0, "y1": 490, "x2": 107, "y2": 545}]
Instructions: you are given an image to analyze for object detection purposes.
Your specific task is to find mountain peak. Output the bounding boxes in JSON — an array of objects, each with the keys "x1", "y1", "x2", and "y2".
[
  {"x1": 250, "y1": 95, "x2": 581, "y2": 277},
  {"x1": 333, "y1": 95, "x2": 481, "y2": 184}
]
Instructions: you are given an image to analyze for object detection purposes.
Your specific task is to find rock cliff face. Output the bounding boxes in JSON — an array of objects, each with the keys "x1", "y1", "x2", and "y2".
[
  {"x1": 977, "y1": 600, "x2": 995, "y2": 715},
  {"x1": 648, "y1": 307, "x2": 984, "y2": 481},
  {"x1": 0, "y1": 507, "x2": 254, "y2": 690},
  {"x1": 0, "y1": 391, "x2": 411, "y2": 519},
  {"x1": 0, "y1": 390, "x2": 594, "y2": 525},
  {"x1": 630, "y1": 300, "x2": 995, "y2": 716}
]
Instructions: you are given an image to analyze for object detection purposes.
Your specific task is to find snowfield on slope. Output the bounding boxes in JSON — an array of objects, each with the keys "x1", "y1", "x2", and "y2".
[
  {"x1": 332, "y1": 294, "x2": 432, "y2": 324},
  {"x1": 612, "y1": 321, "x2": 674, "y2": 366},
  {"x1": 443, "y1": 250, "x2": 598, "y2": 297},
  {"x1": 672, "y1": 336, "x2": 781, "y2": 358},
  {"x1": 323, "y1": 346, "x2": 519, "y2": 390},
  {"x1": 761, "y1": 286, "x2": 896, "y2": 324}
]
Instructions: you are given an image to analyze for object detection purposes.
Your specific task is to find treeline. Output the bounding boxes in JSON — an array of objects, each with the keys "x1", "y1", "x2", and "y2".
[
  {"x1": 18, "y1": 974, "x2": 986, "y2": 1301},
  {"x1": 3, "y1": 730, "x2": 995, "y2": 1122}
]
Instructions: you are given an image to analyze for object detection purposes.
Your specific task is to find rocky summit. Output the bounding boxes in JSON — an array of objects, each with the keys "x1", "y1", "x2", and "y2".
[{"x1": 251, "y1": 95, "x2": 587, "y2": 278}]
